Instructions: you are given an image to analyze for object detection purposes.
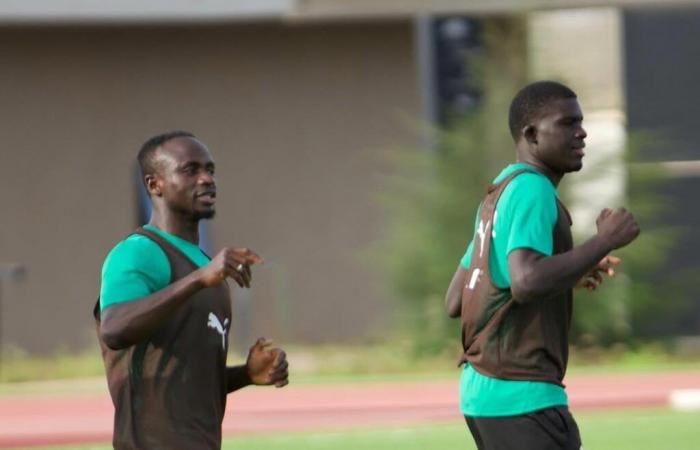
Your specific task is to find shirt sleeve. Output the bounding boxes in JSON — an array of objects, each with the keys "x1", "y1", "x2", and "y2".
[
  {"x1": 460, "y1": 241, "x2": 475, "y2": 269},
  {"x1": 459, "y1": 203, "x2": 481, "y2": 269},
  {"x1": 99, "y1": 236, "x2": 171, "y2": 311},
  {"x1": 502, "y1": 174, "x2": 558, "y2": 258}
]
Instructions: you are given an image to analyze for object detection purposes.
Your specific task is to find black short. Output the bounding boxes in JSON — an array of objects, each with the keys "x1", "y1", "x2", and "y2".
[{"x1": 465, "y1": 406, "x2": 582, "y2": 450}]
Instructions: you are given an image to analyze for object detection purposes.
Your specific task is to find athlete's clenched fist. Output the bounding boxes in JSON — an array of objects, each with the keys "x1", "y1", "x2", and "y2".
[{"x1": 197, "y1": 247, "x2": 263, "y2": 288}]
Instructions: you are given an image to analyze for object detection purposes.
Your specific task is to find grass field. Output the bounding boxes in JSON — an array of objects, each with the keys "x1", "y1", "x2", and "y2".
[{"x1": 34, "y1": 408, "x2": 700, "y2": 450}]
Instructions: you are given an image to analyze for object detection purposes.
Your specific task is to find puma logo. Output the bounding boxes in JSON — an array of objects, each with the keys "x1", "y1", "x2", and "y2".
[
  {"x1": 207, "y1": 312, "x2": 229, "y2": 351},
  {"x1": 467, "y1": 268, "x2": 481, "y2": 290},
  {"x1": 476, "y1": 219, "x2": 491, "y2": 258}
]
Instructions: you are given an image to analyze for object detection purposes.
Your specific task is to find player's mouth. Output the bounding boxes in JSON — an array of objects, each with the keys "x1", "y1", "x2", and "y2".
[
  {"x1": 196, "y1": 190, "x2": 217, "y2": 205},
  {"x1": 572, "y1": 143, "x2": 585, "y2": 158}
]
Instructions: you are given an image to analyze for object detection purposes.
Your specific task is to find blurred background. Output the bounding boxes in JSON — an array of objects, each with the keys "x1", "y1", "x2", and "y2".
[{"x1": 1, "y1": 1, "x2": 700, "y2": 449}]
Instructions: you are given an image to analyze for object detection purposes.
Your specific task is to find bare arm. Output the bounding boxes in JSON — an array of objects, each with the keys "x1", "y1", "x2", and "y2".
[
  {"x1": 445, "y1": 265, "x2": 468, "y2": 318},
  {"x1": 100, "y1": 247, "x2": 262, "y2": 350},
  {"x1": 509, "y1": 235, "x2": 611, "y2": 302},
  {"x1": 101, "y1": 270, "x2": 208, "y2": 349},
  {"x1": 509, "y1": 208, "x2": 639, "y2": 303}
]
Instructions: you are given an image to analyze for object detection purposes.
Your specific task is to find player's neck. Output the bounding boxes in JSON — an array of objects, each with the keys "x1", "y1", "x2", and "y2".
[
  {"x1": 515, "y1": 156, "x2": 562, "y2": 187},
  {"x1": 148, "y1": 213, "x2": 200, "y2": 244}
]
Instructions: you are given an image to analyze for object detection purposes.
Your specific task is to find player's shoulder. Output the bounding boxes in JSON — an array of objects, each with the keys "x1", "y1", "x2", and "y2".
[
  {"x1": 109, "y1": 232, "x2": 162, "y2": 255},
  {"x1": 503, "y1": 171, "x2": 556, "y2": 200},
  {"x1": 508, "y1": 170, "x2": 554, "y2": 191},
  {"x1": 497, "y1": 170, "x2": 556, "y2": 215},
  {"x1": 103, "y1": 232, "x2": 167, "y2": 270}
]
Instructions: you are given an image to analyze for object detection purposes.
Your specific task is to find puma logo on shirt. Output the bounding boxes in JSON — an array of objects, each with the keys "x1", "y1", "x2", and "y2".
[{"x1": 207, "y1": 312, "x2": 229, "y2": 350}]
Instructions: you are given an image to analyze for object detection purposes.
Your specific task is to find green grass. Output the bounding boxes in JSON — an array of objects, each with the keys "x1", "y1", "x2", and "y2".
[
  {"x1": 0, "y1": 347, "x2": 105, "y2": 383},
  {"x1": 577, "y1": 408, "x2": 700, "y2": 450},
  {"x1": 33, "y1": 408, "x2": 700, "y2": 450}
]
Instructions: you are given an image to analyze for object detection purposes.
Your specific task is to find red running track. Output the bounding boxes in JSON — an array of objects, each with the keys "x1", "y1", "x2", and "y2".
[{"x1": 1, "y1": 370, "x2": 698, "y2": 448}]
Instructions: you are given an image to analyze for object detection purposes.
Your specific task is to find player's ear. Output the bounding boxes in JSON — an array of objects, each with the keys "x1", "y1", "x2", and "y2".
[
  {"x1": 522, "y1": 124, "x2": 537, "y2": 145},
  {"x1": 145, "y1": 174, "x2": 163, "y2": 197}
]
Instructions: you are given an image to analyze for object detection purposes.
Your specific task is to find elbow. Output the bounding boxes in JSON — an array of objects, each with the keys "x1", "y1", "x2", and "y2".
[
  {"x1": 99, "y1": 318, "x2": 132, "y2": 350},
  {"x1": 445, "y1": 293, "x2": 462, "y2": 318},
  {"x1": 510, "y1": 287, "x2": 533, "y2": 304},
  {"x1": 510, "y1": 274, "x2": 538, "y2": 304},
  {"x1": 446, "y1": 300, "x2": 461, "y2": 318},
  {"x1": 100, "y1": 327, "x2": 129, "y2": 350}
]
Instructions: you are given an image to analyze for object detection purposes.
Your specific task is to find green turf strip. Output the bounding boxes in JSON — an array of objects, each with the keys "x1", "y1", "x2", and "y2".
[{"x1": 33, "y1": 408, "x2": 700, "y2": 450}]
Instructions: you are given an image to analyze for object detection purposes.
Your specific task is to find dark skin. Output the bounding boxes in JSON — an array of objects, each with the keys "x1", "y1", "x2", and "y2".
[
  {"x1": 446, "y1": 98, "x2": 640, "y2": 316},
  {"x1": 100, "y1": 136, "x2": 289, "y2": 390}
]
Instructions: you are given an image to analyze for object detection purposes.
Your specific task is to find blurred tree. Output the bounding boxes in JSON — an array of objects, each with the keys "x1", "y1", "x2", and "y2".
[
  {"x1": 375, "y1": 17, "x2": 526, "y2": 355},
  {"x1": 562, "y1": 134, "x2": 696, "y2": 347}
]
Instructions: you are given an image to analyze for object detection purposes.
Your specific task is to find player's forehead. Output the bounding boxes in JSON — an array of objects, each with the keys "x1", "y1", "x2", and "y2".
[{"x1": 156, "y1": 137, "x2": 215, "y2": 169}]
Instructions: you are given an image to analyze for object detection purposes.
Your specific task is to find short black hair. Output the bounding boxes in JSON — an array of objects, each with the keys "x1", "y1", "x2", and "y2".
[
  {"x1": 137, "y1": 130, "x2": 195, "y2": 176},
  {"x1": 508, "y1": 81, "x2": 577, "y2": 140}
]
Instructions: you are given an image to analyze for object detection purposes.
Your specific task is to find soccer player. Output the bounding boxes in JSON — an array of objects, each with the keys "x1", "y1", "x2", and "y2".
[
  {"x1": 445, "y1": 81, "x2": 640, "y2": 450},
  {"x1": 95, "y1": 131, "x2": 289, "y2": 450}
]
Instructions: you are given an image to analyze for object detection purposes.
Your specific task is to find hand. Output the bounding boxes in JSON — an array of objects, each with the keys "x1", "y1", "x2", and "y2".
[
  {"x1": 245, "y1": 337, "x2": 289, "y2": 388},
  {"x1": 577, "y1": 255, "x2": 621, "y2": 291},
  {"x1": 596, "y1": 208, "x2": 640, "y2": 250},
  {"x1": 197, "y1": 247, "x2": 263, "y2": 288}
]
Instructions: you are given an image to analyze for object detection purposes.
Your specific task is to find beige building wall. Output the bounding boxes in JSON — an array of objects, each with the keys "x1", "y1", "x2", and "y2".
[{"x1": 0, "y1": 22, "x2": 419, "y2": 353}]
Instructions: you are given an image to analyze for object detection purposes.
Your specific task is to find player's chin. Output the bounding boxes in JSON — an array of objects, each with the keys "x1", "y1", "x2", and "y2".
[
  {"x1": 194, "y1": 208, "x2": 216, "y2": 220},
  {"x1": 567, "y1": 159, "x2": 584, "y2": 172}
]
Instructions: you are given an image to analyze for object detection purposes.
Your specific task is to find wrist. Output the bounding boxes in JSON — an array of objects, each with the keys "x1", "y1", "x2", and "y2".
[
  {"x1": 594, "y1": 233, "x2": 616, "y2": 253},
  {"x1": 226, "y1": 365, "x2": 253, "y2": 393},
  {"x1": 242, "y1": 363, "x2": 255, "y2": 386},
  {"x1": 187, "y1": 268, "x2": 208, "y2": 291}
]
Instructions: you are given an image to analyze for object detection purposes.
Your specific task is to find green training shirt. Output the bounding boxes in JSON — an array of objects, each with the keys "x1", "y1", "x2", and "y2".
[
  {"x1": 100, "y1": 224, "x2": 211, "y2": 311},
  {"x1": 458, "y1": 163, "x2": 568, "y2": 417}
]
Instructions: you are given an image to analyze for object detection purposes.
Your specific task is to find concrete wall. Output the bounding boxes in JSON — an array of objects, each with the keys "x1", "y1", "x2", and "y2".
[{"x1": 0, "y1": 21, "x2": 420, "y2": 353}]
